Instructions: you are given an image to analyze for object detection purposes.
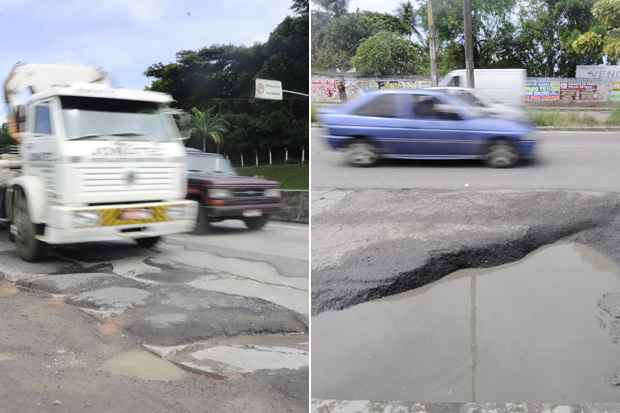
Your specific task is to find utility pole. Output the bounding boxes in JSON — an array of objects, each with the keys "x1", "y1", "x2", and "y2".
[
  {"x1": 463, "y1": 0, "x2": 475, "y2": 88},
  {"x1": 427, "y1": 0, "x2": 438, "y2": 86}
]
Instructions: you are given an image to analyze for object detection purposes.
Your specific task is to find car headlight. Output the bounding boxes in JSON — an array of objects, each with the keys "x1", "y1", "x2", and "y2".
[
  {"x1": 73, "y1": 211, "x2": 99, "y2": 227},
  {"x1": 167, "y1": 205, "x2": 187, "y2": 220},
  {"x1": 265, "y1": 188, "x2": 281, "y2": 198},
  {"x1": 208, "y1": 188, "x2": 232, "y2": 198}
]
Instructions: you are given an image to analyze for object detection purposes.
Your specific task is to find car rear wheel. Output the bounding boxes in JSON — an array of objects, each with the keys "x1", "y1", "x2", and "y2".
[
  {"x1": 135, "y1": 236, "x2": 161, "y2": 248},
  {"x1": 345, "y1": 141, "x2": 378, "y2": 167},
  {"x1": 13, "y1": 190, "x2": 45, "y2": 262},
  {"x1": 486, "y1": 140, "x2": 519, "y2": 168},
  {"x1": 244, "y1": 215, "x2": 269, "y2": 230}
]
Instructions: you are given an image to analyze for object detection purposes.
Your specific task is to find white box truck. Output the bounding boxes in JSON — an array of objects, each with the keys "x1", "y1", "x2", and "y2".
[
  {"x1": 439, "y1": 69, "x2": 526, "y2": 107},
  {"x1": 2, "y1": 63, "x2": 197, "y2": 261}
]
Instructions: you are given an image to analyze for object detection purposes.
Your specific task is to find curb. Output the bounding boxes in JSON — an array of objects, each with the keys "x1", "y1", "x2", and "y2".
[{"x1": 538, "y1": 126, "x2": 620, "y2": 131}]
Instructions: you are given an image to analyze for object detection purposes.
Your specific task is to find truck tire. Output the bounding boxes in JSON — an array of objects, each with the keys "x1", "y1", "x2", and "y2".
[
  {"x1": 135, "y1": 236, "x2": 161, "y2": 248},
  {"x1": 194, "y1": 207, "x2": 211, "y2": 234},
  {"x1": 13, "y1": 189, "x2": 45, "y2": 262},
  {"x1": 244, "y1": 215, "x2": 269, "y2": 230}
]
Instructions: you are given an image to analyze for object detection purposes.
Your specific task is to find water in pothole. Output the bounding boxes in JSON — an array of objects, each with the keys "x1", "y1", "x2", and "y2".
[
  {"x1": 312, "y1": 242, "x2": 620, "y2": 403},
  {"x1": 101, "y1": 349, "x2": 188, "y2": 381}
]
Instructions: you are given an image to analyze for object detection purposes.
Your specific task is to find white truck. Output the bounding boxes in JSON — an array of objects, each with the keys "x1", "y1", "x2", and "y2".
[
  {"x1": 439, "y1": 69, "x2": 526, "y2": 107},
  {"x1": 2, "y1": 63, "x2": 196, "y2": 261}
]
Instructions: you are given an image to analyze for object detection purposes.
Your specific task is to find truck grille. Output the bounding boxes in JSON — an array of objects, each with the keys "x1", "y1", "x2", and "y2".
[
  {"x1": 232, "y1": 188, "x2": 265, "y2": 197},
  {"x1": 76, "y1": 165, "x2": 176, "y2": 193}
]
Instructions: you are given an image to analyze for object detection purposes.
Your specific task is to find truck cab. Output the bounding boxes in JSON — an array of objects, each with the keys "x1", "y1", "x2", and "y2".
[{"x1": 3, "y1": 63, "x2": 196, "y2": 261}]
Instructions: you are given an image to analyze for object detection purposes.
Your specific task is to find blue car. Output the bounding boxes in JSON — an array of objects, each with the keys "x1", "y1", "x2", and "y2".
[{"x1": 319, "y1": 89, "x2": 536, "y2": 168}]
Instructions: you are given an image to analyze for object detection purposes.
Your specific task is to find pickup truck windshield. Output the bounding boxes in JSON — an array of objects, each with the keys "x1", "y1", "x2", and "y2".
[
  {"x1": 187, "y1": 154, "x2": 237, "y2": 176},
  {"x1": 60, "y1": 96, "x2": 174, "y2": 142}
]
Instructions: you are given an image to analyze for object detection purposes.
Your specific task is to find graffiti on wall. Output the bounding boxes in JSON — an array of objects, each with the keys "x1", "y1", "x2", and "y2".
[
  {"x1": 609, "y1": 81, "x2": 620, "y2": 102},
  {"x1": 312, "y1": 78, "x2": 431, "y2": 103},
  {"x1": 313, "y1": 77, "x2": 618, "y2": 104},
  {"x1": 524, "y1": 78, "x2": 560, "y2": 101},
  {"x1": 560, "y1": 79, "x2": 600, "y2": 102}
]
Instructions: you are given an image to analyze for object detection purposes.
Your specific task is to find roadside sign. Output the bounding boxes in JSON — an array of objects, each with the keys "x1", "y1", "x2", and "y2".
[{"x1": 255, "y1": 78, "x2": 283, "y2": 100}]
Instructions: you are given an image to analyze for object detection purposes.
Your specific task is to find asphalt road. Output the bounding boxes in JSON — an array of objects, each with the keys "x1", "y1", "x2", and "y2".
[
  {"x1": 0, "y1": 220, "x2": 309, "y2": 412},
  {"x1": 312, "y1": 128, "x2": 620, "y2": 191}
]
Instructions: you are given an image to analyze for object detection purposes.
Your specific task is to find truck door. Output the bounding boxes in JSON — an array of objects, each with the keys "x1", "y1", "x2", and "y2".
[{"x1": 24, "y1": 101, "x2": 58, "y2": 205}]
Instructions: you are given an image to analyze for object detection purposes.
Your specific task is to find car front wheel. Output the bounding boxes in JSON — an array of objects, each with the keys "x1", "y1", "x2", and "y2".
[
  {"x1": 486, "y1": 140, "x2": 519, "y2": 168},
  {"x1": 244, "y1": 215, "x2": 269, "y2": 230},
  {"x1": 345, "y1": 140, "x2": 378, "y2": 167}
]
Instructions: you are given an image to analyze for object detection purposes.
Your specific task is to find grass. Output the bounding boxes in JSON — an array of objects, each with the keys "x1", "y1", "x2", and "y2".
[
  {"x1": 528, "y1": 108, "x2": 620, "y2": 127},
  {"x1": 236, "y1": 163, "x2": 308, "y2": 190}
]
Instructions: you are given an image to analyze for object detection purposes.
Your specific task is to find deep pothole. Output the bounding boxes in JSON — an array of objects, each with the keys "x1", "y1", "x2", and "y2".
[{"x1": 312, "y1": 241, "x2": 620, "y2": 402}]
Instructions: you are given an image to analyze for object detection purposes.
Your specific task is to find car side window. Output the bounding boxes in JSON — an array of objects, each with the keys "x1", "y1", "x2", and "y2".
[
  {"x1": 34, "y1": 105, "x2": 53, "y2": 135},
  {"x1": 353, "y1": 94, "x2": 399, "y2": 118},
  {"x1": 457, "y1": 91, "x2": 485, "y2": 107},
  {"x1": 412, "y1": 96, "x2": 442, "y2": 120},
  {"x1": 411, "y1": 95, "x2": 461, "y2": 121},
  {"x1": 447, "y1": 76, "x2": 461, "y2": 87}
]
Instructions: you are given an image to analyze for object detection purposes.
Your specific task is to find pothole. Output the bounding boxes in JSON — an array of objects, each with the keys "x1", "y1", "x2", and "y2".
[
  {"x1": 312, "y1": 242, "x2": 620, "y2": 402},
  {"x1": 101, "y1": 349, "x2": 188, "y2": 381}
]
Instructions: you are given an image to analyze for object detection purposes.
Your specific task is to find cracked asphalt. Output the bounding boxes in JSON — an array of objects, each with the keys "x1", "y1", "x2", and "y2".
[{"x1": 0, "y1": 220, "x2": 308, "y2": 413}]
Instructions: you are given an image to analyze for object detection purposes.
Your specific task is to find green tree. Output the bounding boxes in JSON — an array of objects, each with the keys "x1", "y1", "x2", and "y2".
[
  {"x1": 351, "y1": 31, "x2": 423, "y2": 76},
  {"x1": 313, "y1": 11, "x2": 410, "y2": 71},
  {"x1": 190, "y1": 107, "x2": 229, "y2": 153},
  {"x1": 311, "y1": 0, "x2": 349, "y2": 17},
  {"x1": 291, "y1": 0, "x2": 309, "y2": 16},
  {"x1": 573, "y1": 0, "x2": 620, "y2": 63}
]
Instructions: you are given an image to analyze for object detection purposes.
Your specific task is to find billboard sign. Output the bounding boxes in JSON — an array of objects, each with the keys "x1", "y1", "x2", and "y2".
[
  {"x1": 576, "y1": 65, "x2": 620, "y2": 80},
  {"x1": 255, "y1": 78, "x2": 283, "y2": 100}
]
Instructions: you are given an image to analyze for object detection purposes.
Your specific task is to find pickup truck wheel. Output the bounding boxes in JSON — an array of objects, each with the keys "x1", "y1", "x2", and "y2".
[
  {"x1": 135, "y1": 236, "x2": 161, "y2": 248},
  {"x1": 194, "y1": 207, "x2": 211, "y2": 234},
  {"x1": 244, "y1": 215, "x2": 269, "y2": 230},
  {"x1": 345, "y1": 141, "x2": 378, "y2": 167},
  {"x1": 486, "y1": 140, "x2": 519, "y2": 168},
  {"x1": 13, "y1": 190, "x2": 45, "y2": 262}
]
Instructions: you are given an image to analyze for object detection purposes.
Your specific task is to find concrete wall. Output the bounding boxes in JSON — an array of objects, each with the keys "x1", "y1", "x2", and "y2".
[
  {"x1": 272, "y1": 190, "x2": 308, "y2": 224},
  {"x1": 311, "y1": 75, "x2": 620, "y2": 106}
]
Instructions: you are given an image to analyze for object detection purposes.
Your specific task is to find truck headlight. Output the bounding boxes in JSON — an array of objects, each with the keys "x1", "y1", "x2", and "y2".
[
  {"x1": 208, "y1": 188, "x2": 232, "y2": 198},
  {"x1": 265, "y1": 188, "x2": 281, "y2": 198},
  {"x1": 167, "y1": 205, "x2": 187, "y2": 220},
  {"x1": 73, "y1": 211, "x2": 99, "y2": 227}
]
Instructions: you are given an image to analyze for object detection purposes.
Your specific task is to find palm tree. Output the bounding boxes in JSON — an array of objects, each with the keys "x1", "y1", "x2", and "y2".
[{"x1": 190, "y1": 107, "x2": 229, "y2": 153}]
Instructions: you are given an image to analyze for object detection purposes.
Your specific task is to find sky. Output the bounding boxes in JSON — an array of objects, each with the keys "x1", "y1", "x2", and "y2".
[
  {"x1": 348, "y1": 0, "x2": 404, "y2": 14},
  {"x1": 0, "y1": 0, "x2": 293, "y2": 119}
]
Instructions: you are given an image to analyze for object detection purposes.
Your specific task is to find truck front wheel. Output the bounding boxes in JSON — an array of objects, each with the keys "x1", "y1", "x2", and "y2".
[
  {"x1": 135, "y1": 236, "x2": 161, "y2": 248},
  {"x1": 13, "y1": 190, "x2": 45, "y2": 262}
]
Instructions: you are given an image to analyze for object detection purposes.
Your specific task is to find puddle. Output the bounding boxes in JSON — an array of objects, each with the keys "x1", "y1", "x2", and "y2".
[
  {"x1": 101, "y1": 349, "x2": 188, "y2": 381},
  {"x1": 0, "y1": 352, "x2": 16, "y2": 362},
  {"x1": 0, "y1": 280, "x2": 18, "y2": 297},
  {"x1": 312, "y1": 242, "x2": 620, "y2": 402}
]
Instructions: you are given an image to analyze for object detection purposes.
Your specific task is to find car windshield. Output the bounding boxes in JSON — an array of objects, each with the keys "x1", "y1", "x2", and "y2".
[
  {"x1": 61, "y1": 96, "x2": 177, "y2": 142},
  {"x1": 187, "y1": 154, "x2": 237, "y2": 176}
]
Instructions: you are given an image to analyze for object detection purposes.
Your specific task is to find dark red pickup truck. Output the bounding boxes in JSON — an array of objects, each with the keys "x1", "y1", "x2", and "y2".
[{"x1": 185, "y1": 149, "x2": 282, "y2": 233}]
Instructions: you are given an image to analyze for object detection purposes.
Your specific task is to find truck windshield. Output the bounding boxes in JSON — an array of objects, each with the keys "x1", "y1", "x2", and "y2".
[
  {"x1": 60, "y1": 96, "x2": 175, "y2": 142},
  {"x1": 187, "y1": 154, "x2": 237, "y2": 176}
]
